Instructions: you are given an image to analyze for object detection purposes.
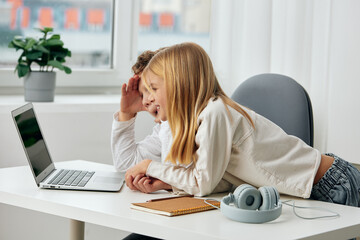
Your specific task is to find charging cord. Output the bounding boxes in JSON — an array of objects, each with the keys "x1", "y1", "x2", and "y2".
[
  {"x1": 203, "y1": 199, "x2": 340, "y2": 220},
  {"x1": 281, "y1": 200, "x2": 340, "y2": 220}
]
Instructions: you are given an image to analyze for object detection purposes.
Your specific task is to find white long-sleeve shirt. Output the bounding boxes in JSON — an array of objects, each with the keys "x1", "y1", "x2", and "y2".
[
  {"x1": 111, "y1": 114, "x2": 172, "y2": 173},
  {"x1": 112, "y1": 98, "x2": 321, "y2": 198},
  {"x1": 111, "y1": 113, "x2": 232, "y2": 194},
  {"x1": 146, "y1": 98, "x2": 321, "y2": 197}
]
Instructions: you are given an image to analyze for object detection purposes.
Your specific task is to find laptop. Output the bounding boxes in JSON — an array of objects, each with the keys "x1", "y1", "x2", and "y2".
[{"x1": 11, "y1": 103, "x2": 124, "y2": 192}]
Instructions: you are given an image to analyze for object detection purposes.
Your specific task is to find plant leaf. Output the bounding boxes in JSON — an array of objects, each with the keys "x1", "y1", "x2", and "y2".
[
  {"x1": 56, "y1": 57, "x2": 65, "y2": 63},
  {"x1": 44, "y1": 39, "x2": 64, "y2": 47},
  {"x1": 16, "y1": 64, "x2": 30, "y2": 78},
  {"x1": 36, "y1": 27, "x2": 53, "y2": 34},
  {"x1": 37, "y1": 39, "x2": 45, "y2": 45},
  {"x1": 50, "y1": 34, "x2": 60, "y2": 40},
  {"x1": 43, "y1": 27, "x2": 53, "y2": 33},
  {"x1": 18, "y1": 52, "x2": 26, "y2": 62},
  {"x1": 34, "y1": 59, "x2": 47, "y2": 67},
  {"x1": 48, "y1": 60, "x2": 64, "y2": 70},
  {"x1": 33, "y1": 44, "x2": 50, "y2": 54},
  {"x1": 26, "y1": 51, "x2": 43, "y2": 60},
  {"x1": 24, "y1": 38, "x2": 37, "y2": 50},
  {"x1": 8, "y1": 41, "x2": 15, "y2": 48},
  {"x1": 63, "y1": 66, "x2": 72, "y2": 74},
  {"x1": 50, "y1": 49, "x2": 69, "y2": 58},
  {"x1": 11, "y1": 39, "x2": 26, "y2": 49}
]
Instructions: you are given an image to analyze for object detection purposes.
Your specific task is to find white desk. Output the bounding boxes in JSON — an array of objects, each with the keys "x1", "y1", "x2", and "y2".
[{"x1": 1, "y1": 160, "x2": 359, "y2": 240}]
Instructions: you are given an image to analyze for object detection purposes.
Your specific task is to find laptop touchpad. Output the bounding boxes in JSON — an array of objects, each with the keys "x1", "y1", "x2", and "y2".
[{"x1": 94, "y1": 176, "x2": 122, "y2": 184}]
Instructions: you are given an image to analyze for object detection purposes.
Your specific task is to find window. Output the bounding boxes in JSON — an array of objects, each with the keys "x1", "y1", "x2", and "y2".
[
  {"x1": 137, "y1": 0, "x2": 211, "y2": 54},
  {"x1": 0, "y1": 0, "x2": 134, "y2": 89},
  {"x1": 0, "y1": 0, "x2": 211, "y2": 90},
  {"x1": 0, "y1": 0, "x2": 113, "y2": 70}
]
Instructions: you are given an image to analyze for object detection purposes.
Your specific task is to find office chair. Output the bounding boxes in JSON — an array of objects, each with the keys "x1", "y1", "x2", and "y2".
[{"x1": 231, "y1": 73, "x2": 314, "y2": 147}]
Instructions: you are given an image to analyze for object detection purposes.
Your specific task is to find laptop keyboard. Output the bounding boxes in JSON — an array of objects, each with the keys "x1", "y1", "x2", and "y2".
[{"x1": 47, "y1": 169, "x2": 95, "y2": 187}]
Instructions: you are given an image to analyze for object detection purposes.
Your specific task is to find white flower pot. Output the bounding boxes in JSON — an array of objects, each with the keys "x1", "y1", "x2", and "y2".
[{"x1": 24, "y1": 71, "x2": 56, "y2": 102}]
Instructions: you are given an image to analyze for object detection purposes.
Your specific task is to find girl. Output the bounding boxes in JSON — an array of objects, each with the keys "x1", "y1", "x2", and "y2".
[{"x1": 125, "y1": 42, "x2": 360, "y2": 207}]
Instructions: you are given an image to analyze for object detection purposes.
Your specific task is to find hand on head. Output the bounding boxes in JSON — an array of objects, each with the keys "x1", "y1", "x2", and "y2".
[
  {"x1": 119, "y1": 75, "x2": 146, "y2": 120},
  {"x1": 120, "y1": 74, "x2": 161, "y2": 123}
]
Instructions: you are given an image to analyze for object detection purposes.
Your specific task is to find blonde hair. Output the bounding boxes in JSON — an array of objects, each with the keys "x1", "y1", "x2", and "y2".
[{"x1": 143, "y1": 42, "x2": 254, "y2": 165}]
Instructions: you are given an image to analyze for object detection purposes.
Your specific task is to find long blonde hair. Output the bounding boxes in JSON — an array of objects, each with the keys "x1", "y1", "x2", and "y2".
[{"x1": 143, "y1": 42, "x2": 254, "y2": 165}]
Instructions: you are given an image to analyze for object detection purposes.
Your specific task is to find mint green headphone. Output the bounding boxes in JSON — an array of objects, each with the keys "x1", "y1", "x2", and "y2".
[{"x1": 220, "y1": 184, "x2": 282, "y2": 223}]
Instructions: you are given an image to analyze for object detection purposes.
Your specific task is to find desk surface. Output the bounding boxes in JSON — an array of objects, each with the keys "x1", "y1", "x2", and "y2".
[{"x1": 1, "y1": 160, "x2": 359, "y2": 240}]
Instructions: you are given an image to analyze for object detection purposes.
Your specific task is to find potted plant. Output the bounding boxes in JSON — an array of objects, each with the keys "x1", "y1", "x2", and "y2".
[{"x1": 8, "y1": 27, "x2": 72, "y2": 102}]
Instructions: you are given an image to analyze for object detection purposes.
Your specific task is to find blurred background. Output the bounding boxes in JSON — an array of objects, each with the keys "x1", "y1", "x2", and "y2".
[
  {"x1": 1, "y1": 0, "x2": 360, "y2": 239},
  {"x1": 0, "y1": 0, "x2": 210, "y2": 69}
]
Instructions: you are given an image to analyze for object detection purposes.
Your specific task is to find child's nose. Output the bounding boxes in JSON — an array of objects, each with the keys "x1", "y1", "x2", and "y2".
[
  {"x1": 143, "y1": 94, "x2": 154, "y2": 106},
  {"x1": 148, "y1": 94, "x2": 155, "y2": 102},
  {"x1": 142, "y1": 98, "x2": 150, "y2": 107}
]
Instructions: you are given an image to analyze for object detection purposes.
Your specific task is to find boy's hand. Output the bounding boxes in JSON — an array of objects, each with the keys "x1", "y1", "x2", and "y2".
[
  {"x1": 125, "y1": 159, "x2": 152, "y2": 190},
  {"x1": 119, "y1": 75, "x2": 147, "y2": 121},
  {"x1": 132, "y1": 175, "x2": 172, "y2": 193}
]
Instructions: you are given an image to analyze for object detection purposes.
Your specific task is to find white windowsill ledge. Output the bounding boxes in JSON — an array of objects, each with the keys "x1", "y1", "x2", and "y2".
[{"x1": 0, "y1": 95, "x2": 120, "y2": 113}]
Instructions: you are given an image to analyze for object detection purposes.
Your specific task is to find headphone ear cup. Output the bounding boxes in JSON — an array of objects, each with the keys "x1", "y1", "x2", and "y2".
[
  {"x1": 258, "y1": 186, "x2": 279, "y2": 211},
  {"x1": 233, "y1": 184, "x2": 262, "y2": 210}
]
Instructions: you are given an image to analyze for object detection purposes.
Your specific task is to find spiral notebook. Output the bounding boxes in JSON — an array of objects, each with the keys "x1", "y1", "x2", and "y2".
[{"x1": 131, "y1": 196, "x2": 220, "y2": 217}]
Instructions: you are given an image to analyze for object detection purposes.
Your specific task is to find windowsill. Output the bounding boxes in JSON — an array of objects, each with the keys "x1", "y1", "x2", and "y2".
[{"x1": 0, "y1": 94, "x2": 120, "y2": 113}]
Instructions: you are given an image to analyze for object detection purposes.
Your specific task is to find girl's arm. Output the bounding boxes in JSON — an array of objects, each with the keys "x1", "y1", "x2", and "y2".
[
  {"x1": 111, "y1": 115, "x2": 162, "y2": 173},
  {"x1": 145, "y1": 102, "x2": 236, "y2": 196}
]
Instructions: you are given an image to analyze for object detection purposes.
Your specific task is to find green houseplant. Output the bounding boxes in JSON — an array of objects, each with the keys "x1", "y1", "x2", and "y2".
[{"x1": 8, "y1": 27, "x2": 72, "y2": 102}]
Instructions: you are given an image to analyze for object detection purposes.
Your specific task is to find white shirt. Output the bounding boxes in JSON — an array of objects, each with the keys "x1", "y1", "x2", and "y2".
[
  {"x1": 111, "y1": 113, "x2": 232, "y2": 194},
  {"x1": 146, "y1": 98, "x2": 321, "y2": 197},
  {"x1": 111, "y1": 114, "x2": 172, "y2": 173}
]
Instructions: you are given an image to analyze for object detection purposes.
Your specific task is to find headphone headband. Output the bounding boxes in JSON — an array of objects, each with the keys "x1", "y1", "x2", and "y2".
[
  {"x1": 219, "y1": 184, "x2": 339, "y2": 223},
  {"x1": 220, "y1": 198, "x2": 282, "y2": 223},
  {"x1": 220, "y1": 185, "x2": 282, "y2": 223}
]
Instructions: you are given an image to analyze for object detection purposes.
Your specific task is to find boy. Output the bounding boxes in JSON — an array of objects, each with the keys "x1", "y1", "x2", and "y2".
[{"x1": 111, "y1": 49, "x2": 172, "y2": 192}]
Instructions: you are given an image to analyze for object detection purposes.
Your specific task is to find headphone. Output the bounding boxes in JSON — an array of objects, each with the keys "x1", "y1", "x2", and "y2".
[{"x1": 220, "y1": 184, "x2": 282, "y2": 223}]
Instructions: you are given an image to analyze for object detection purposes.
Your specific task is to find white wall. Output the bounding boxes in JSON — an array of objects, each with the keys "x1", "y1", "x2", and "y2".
[
  {"x1": 0, "y1": 99, "x2": 154, "y2": 240},
  {"x1": 210, "y1": 0, "x2": 360, "y2": 164},
  {"x1": 325, "y1": 0, "x2": 360, "y2": 162}
]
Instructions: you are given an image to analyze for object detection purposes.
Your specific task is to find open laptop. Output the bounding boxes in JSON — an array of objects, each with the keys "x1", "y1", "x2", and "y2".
[{"x1": 11, "y1": 103, "x2": 124, "y2": 192}]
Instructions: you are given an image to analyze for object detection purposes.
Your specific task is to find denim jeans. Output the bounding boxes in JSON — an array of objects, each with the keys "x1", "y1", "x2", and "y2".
[{"x1": 310, "y1": 153, "x2": 360, "y2": 207}]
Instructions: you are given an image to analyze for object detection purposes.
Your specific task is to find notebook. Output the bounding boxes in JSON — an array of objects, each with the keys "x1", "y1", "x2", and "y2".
[
  {"x1": 11, "y1": 103, "x2": 124, "y2": 192},
  {"x1": 131, "y1": 196, "x2": 220, "y2": 216}
]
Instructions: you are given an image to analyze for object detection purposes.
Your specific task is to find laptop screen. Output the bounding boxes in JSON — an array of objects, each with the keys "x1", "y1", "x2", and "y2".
[{"x1": 14, "y1": 107, "x2": 52, "y2": 177}]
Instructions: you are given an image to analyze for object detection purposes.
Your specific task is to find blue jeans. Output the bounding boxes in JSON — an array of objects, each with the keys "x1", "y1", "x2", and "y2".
[{"x1": 310, "y1": 153, "x2": 360, "y2": 207}]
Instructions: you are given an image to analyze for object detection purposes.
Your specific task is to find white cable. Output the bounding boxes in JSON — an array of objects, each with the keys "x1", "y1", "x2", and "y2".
[
  {"x1": 282, "y1": 200, "x2": 340, "y2": 220},
  {"x1": 203, "y1": 199, "x2": 340, "y2": 220}
]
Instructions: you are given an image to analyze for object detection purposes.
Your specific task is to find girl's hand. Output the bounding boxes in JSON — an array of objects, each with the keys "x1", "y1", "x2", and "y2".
[
  {"x1": 125, "y1": 159, "x2": 152, "y2": 190},
  {"x1": 132, "y1": 175, "x2": 172, "y2": 193},
  {"x1": 119, "y1": 75, "x2": 147, "y2": 121}
]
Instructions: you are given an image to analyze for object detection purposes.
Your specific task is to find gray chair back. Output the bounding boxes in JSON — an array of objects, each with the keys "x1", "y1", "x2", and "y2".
[{"x1": 231, "y1": 73, "x2": 313, "y2": 146}]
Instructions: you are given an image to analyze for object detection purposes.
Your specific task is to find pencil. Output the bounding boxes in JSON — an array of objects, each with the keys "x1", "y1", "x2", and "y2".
[{"x1": 146, "y1": 195, "x2": 194, "y2": 202}]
